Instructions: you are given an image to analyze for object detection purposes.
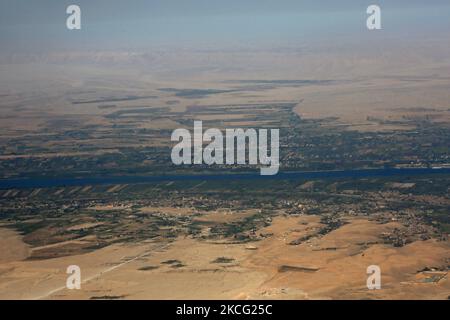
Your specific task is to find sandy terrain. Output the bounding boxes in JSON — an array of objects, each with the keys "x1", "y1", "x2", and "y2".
[
  {"x1": 0, "y1": 228, "x2": 30, "y2": 263},
  {"x1": 0, "y1": 214, "x2": 448, "y2": 300}
]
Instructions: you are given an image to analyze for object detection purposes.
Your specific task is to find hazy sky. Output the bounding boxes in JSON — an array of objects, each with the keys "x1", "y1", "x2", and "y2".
[{"x1": 1, "y1": 0, "x2": 450, "y2": 52}]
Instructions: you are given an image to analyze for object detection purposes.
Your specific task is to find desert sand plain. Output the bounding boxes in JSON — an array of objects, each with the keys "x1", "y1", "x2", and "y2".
[{"x1": 0, "y1": 212, "x2": 448, "y2": 300}]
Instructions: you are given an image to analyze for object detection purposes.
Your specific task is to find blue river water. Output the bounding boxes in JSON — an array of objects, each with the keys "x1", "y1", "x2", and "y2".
[{"x1": 0, "y1": 167, "x2": 449, "y2": 190}]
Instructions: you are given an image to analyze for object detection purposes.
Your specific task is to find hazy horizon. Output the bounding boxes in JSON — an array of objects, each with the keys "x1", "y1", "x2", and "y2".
[{"x1": 1, "y1": 1, "x2": 450, "y2": 53}]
